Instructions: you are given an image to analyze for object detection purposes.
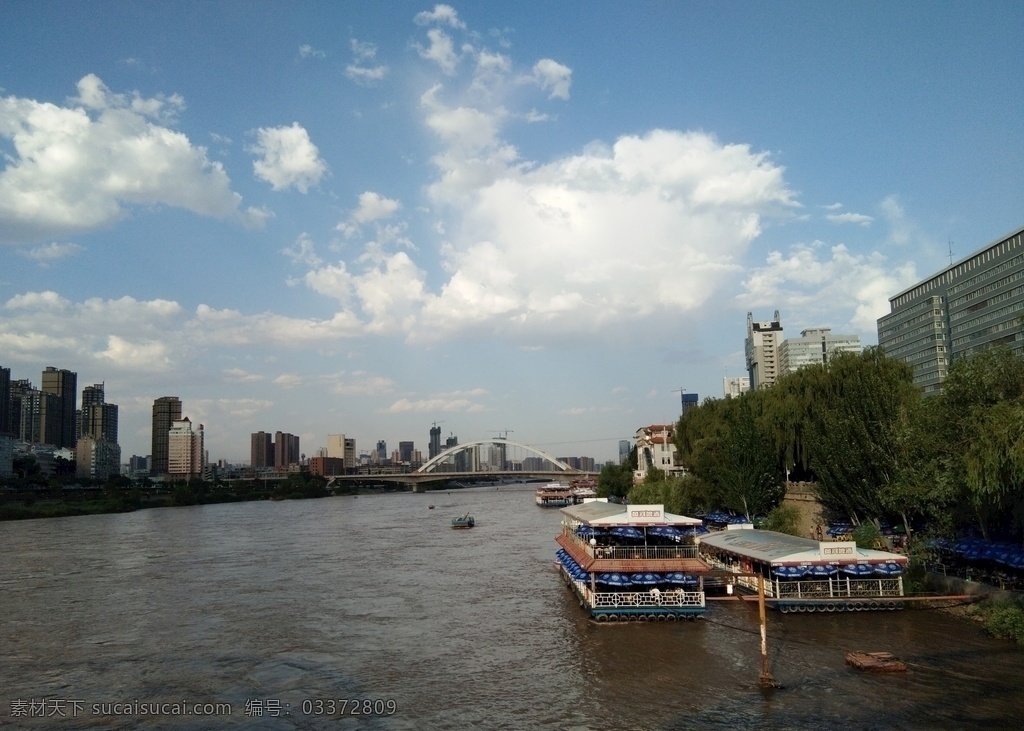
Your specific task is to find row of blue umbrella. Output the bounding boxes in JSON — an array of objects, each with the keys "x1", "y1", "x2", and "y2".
[
  {"x1": 930, "y1": 537, "x2": 1024, "y2": 570},
  {"x1": 555, "y1": 550, "x2": 700, "y2": 587},
  {"x1": 773, "y1": 562, "x2": 903, "y2": 579},
  {"x1": 574, "y1": 524, "x2": 709, "y2": 540}
]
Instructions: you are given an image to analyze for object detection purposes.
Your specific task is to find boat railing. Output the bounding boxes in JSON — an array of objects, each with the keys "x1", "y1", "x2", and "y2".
[
  {"x1": 579, "y1": 583, "x2": 705, "y2": 609},
  {"x1": 735, "y1": 575, "x2": 904, "y2": 599},
  {"x1": 562, "y1": 527, "x2": 699, "y2": 560}
]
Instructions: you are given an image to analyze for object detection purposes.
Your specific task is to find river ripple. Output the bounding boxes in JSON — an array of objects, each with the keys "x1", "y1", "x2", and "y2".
[{"x1": 2, "y1": 487, "x2": 1022, "y2": 730}]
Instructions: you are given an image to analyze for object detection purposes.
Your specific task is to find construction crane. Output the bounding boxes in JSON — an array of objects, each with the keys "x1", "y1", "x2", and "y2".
[
  {"x1": 431, "y1": 420, "x2": 445, "y2": 428},
  {"x1": 492, "y1": 429, "x2": 514, "y2": 440}
]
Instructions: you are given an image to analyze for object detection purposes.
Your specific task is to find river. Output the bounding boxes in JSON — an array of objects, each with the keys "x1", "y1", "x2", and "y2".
[{"x1": 2, "y1": 486, "x2": 1022, "y2": 730}]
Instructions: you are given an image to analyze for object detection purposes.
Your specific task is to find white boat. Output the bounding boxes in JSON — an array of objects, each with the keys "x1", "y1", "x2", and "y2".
[{"x1": 535, "y1": 482, "x2": 574, "y2": 507}]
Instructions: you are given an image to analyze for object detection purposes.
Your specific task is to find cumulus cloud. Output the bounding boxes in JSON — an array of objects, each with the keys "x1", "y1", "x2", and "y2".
[
  {"x1": 415, "y1": 28, "x2": 461, "y2": 74},
  {"x1": 826, "y1": 212, "x2": 874, "y2": 226},
  {"x1": 298, "y1": 44, "x2": 326, "y2": 59},
  {"x1": 1, "y1": 291, "x2": 184, "y2": 367},
  {"x1": 249, "y1": 122, "x2": 327, "y2": 193},
  {"x1": 411, "y1": 124, "x2": 797, "y2": 344},
  {"x1": 351, "y1": 192, "x2": 401, "y2": 223},
  {"x1": 414, "y1": 4, "x2": 466, "y2": 29},
  {"x1": 18, "y1": 241, "x2": 83, "y2": 265},
  {"x1": 384, "y1": 388, "x2": 487, "y2": 413},
  {"x1": 531, "y1": 59, "x2": 572, "y2": 100},
  {"x1": 281, "y1": 232, "x2": 324, "y2": 267},
  {"x1": 223, "y1": 368, "x2": 265, "y2": 383},
  {"x1": 346, "y1": 39, "x2": 389, "y2": 85},
  {"x1": 0, "y1": 74, "x2": 262, "y2": 243},
  {"x1": 739, "y1": 241, "x2": 919, "y2": 333}
]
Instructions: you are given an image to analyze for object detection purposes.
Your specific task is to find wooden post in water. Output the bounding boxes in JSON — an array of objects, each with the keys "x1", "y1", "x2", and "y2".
[{"x1": 757, "y1": 573, "x2": 776, "y2": 688}]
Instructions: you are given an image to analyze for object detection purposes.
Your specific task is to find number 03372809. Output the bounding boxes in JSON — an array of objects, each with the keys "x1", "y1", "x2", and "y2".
[{"x1": 302, "y1": 699, "x2": 398, "y2": 716}]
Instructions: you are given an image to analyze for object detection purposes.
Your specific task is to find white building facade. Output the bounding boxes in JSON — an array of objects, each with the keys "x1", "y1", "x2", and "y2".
[
  {"x1": 778, "y1": 327, "x2": 863, "y2": 375},
  {"x1": 633, "y1": 424, "x2": 684, "y2": 483},
  {"x1": 168, "y1": 417, "x2": 205, "y2": 479}
]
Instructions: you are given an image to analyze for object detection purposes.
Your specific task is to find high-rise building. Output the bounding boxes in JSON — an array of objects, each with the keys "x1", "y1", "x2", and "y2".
[
  {"x1": 878, "y1": 225, "x2": 1024, "y2": 394},
  {"x1": 20, "y1": 388, "x2": 60, "y2": 445},
  {"x1": 745, "y1": 311, "x2": 784, "y2": 389},
  {"x1": 274, "y1": 431, "x2": 300, "y2": 467},
  {"x1": 151, "y1": 396, "x2": 182, "y2": 475},
  {"x1": 680, "y1": 392, "x2": 699, "y2": 418},
  {"x1": 618, "y1": 439, "x2": 631, "y2": 464},
  {"x1": 79, "y1": 383, "x2": 118, "y2": 444},
  {"x1": 251, "y1": 431, "x2": 273, "y2": 469},
  {"x1": 0, "y1": 366, "x2": 10, "y2": 436},
  {"x1": 778, "y1": 328, "x2": 862, "y2": 376},
  {"x1": 723, "y1": 376, "x2": 750, "y2": 399},
  {"x1": 376, "y1": 440, "x2": 387, "y2": 463},
  {"x1": 41, "y1": 366, "x2": 77, "y2": 449},
  {"x1": 429, "y1": 423, "x2": 442, "y2": 459},
  {"x1": 399, "y1": 441, "x2": 414, "y2": 463},
  {"x1": 168, "y1": 417, "x2": 204, "y2": 478},
  {"x1": 76, "y1": 436, "x2": 121, "y2": 480}
]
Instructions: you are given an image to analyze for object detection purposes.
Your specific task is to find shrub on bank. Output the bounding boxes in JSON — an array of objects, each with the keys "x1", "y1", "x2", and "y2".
[{"x1": 980, "y1": 601, "x2": 1024, "y2": 645}]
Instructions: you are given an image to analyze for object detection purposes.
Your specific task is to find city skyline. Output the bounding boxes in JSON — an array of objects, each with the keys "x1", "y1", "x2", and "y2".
[{"x1": 1, "y1": 3, "x2": 1021, "y2": 464}]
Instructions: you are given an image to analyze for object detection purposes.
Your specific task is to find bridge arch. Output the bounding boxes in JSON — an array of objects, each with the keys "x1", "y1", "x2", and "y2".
[{"x1": 416, "y1": 438, "x2": 574, "y2": 474}]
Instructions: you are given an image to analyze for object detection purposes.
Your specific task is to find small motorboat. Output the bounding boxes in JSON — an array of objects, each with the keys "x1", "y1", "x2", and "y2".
[
  {"x1": 451, "y1": 513, "x2": 475, "y2": 529},
  {"x1": 428, "y1": 505, "x2": 435, "y2": 509}
]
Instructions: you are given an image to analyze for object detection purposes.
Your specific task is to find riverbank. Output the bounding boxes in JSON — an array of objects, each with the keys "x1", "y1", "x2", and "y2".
[{"x1": 0, "y1": 477, "x2": 363, "y2": 521}]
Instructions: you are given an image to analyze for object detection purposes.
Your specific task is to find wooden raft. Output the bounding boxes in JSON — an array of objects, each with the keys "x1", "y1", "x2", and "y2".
[{"x1": 845, "y1": 651, "x2": 907, "y2": 672}]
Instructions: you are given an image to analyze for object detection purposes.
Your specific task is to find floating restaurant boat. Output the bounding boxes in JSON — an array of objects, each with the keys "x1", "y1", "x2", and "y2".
[
  {"x1": 569, "y1": 477, "x2": 598, "y2": 504},
  {"x1": 451, "y1": 513, "x2": 475, "y2": 529},
  {"x1": 555, "y1": 500, "x2": 709, "y2": 621},
  {"x1": 698, "y1": 527, "x2": 909, "y2": 612},
  {"x1": 536, "y1": 482, "x2": 574, "y2": 507}
]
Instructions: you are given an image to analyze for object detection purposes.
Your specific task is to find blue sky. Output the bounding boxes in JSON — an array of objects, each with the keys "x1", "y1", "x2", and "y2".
[{"x1": 1, "y1": 2, "x2": 1021, "y2": 464}]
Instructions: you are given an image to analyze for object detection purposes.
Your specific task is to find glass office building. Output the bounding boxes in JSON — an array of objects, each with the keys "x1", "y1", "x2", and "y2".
[{"x1": 878, "y1": 225, "x2": 1024, "y2": 393}]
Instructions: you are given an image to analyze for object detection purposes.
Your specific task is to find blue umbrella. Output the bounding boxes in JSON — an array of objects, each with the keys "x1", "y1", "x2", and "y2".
[
  {"x1": 773, "y1": 565, "x2": 807, "y2": 579},
  {"x1": 575, "y1": 525, "x2": 603, "y2": 538},
  {"x1": 595, "y1": 572, "x2": 633, "y2": 587},
  {"x1": 630, "y1": 572, "x2": 662, "y2": 586},
  {"x1": 874, "y1": 563, "x2": 904, "y2": 576},
  {"x1": 841, "y1": 564, "x2": 875, "y2": 577},
  {"x1": 663, "y1": 572, "x2": 698, "y2": 587},
  {"x1": 810, "y1": 564, "x2": 839, "y2": 578},
  {"x1": 610, "y1": 526, "x2": 644, "y2": 540}
]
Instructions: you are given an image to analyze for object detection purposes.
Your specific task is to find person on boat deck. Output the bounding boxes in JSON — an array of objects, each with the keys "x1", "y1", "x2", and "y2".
[{"x1": 649, "y1": 587, "x2": 661, "y2": 603}]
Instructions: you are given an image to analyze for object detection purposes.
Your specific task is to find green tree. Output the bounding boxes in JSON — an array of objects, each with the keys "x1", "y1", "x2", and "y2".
[{"x1": 762, "y1": 503, "x2": 802, "y2": 536}]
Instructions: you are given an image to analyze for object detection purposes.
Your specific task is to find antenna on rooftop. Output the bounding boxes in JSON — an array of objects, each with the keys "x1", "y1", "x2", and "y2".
[{"x1": 949, "y1": 239, "x2": 954, "y2": 265}]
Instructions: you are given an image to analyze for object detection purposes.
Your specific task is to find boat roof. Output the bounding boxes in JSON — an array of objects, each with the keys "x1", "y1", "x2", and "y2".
[
  {"x1": 698, "y1": 528, "x2": 907, "y2": 566},
  {"x1": 560, "y1": 501, "x2": 703, "y2": 526}
]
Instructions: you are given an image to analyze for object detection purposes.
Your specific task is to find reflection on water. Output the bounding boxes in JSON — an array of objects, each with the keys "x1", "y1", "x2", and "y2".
[{"x1": 2, "y1": 487, "x2": 1022, "y2": 730}]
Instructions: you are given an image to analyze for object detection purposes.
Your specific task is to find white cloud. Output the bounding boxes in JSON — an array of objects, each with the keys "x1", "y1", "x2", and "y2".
[
  {"x1": 739, "y1": 241, "x2": 919, "y2": 333},
  {"x1": 0, "y1": 74, "x2": 261, "y2": 243},
  {"x1": 223, "y1": 368, "x2": 265, "y2": 383},
  {"x1": 414, "y1": 4, "x2": 466, "y2": 29},
  {"x1": 384, "y1": 388, "x2": 487, "y2": 413},
  {"x1": 409, "y1": 124, "x2": 796, "y2": 344},
  {"x1": 18, "y1": 241, "x2": 83, "y2": 265},
  {"x1": 879, "y1": 194, "x2": 916, "y2": 246},
  {"x1": 826, "y1": 211, "x2": 874, "y2": 226},
  {"x1": 416, "y1": 29, "x2": 460, "y2": 74},
  {"x1": 351, "y1": 191, "x2": 401, "y2": 223},
  {"x1": 298, "y1": 44, "x2": 326, "y2": 59},
  {"x1": 249, "y1": 123, "x2": 327, "y2": 193},
  {"x1": 97, "y1": 335, "x2": 173, "y2": 370},
  {"x1": 346, "y1": 64, "x2": 389, "y2": 85},
  {"x1": 273, "y1": 373, "x2": 303, "y2": 389},
  {"x1": 281, "y1": 232, "x2": 324, "y2": 267},
  {"x1": 346, "y1": 39, "x2": 389, "y2": 85},
  {"x1": 531, "y1": 59, "x2": 572, "y2": 100}
]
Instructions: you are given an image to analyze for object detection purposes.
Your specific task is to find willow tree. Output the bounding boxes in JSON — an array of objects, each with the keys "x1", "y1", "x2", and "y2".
[
  {"x1": 803, "y1": 347, "x2": 919, "y2": 526},
  {"x1": 675, "y1": 391, "x2": 782, "y2": 518},
  {"x1": 937, "y1": 347, "x2": 1024, "y2": 541}
]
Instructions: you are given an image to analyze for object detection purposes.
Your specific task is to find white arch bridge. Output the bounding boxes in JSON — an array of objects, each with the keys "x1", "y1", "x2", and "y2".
[{"x1": 328, "y1": 438, "x2": 595, "y2": 490}]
